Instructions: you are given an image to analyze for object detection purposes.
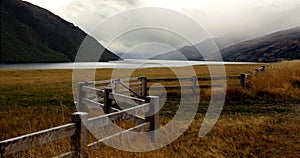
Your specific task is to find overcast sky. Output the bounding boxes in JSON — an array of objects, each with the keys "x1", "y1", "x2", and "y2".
[{"x1": 25, "y1": 0, "x2": 300, "y2": 58}]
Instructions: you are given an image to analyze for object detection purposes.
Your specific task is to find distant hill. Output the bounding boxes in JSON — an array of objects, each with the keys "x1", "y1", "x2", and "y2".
[
  {"x1": 0, "y1": 0, "x2": 120, "y2": 63},
  {"x1": 151, "y1": 38, "x2": 231, "y2": 61},
  {"x1": 151, "y1": 27, "x2": 300, "y2": 62},
  {"x1": 221, "y1": 27, "x2": 300, "y2": 62}
]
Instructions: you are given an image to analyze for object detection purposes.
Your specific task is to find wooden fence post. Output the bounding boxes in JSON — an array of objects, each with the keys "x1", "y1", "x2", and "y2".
[
  {"x1": 77, "y1": 82, "x2": 88, "y2": 112},
  {"x1": 115, "y1": 79, "x2": 120, "y2": 93},
  {"x1": 71, "y1": 112, "x2": 88, "y2": 158},
  {"x1": 139, "y1": 76, "x2": 148, "y2": 98},
  {"x1": 192, "y1": 75, "x2": 197, "y2": 96},
  {"x1": 145, "y1": 96, "x2": 159, "y2": 133},
  {"x1": 240, "y1": 73, "x2": 247, "y2": 89},
  {"x1": 104, "y1": 87, "x2": 112, "y2": 114},
  {"x1": 255, "y1": 66, "x2": 266, "y2": 74}
]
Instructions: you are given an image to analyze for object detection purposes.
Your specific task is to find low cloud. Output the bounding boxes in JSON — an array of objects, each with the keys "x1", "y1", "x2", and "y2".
[{"x1": 26, "y1": 0, "x2": 300, "y2": 56}]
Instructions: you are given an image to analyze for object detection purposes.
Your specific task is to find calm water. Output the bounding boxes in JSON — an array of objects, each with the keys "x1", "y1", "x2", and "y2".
[{"x1": 0, "y1": 59, "x2": 260, "y2": 70}]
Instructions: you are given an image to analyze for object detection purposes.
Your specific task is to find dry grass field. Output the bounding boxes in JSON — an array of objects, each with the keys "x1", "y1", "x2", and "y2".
[{"x1": 0, "y1": 61, "x2": 300, "y2": 157}]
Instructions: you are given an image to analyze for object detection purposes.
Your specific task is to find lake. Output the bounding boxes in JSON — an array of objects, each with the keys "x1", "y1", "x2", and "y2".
[{"x1": 0, "y1": 59, "x2": 260, "y2": 70}]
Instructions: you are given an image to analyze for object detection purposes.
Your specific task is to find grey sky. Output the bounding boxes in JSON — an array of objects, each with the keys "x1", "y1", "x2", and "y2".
[{"x1": 25, "y1": 0, "x2": 300, "y2": 57}]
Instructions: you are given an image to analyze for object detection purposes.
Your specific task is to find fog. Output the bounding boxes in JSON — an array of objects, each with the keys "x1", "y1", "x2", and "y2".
[{"x1": 25, "y1": 0, "x2": 300, "y2": 57}]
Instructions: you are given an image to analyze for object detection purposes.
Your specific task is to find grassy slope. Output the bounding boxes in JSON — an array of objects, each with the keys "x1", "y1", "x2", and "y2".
[
  {"x1": 0, "y1": 61, "x2": 300, "y2": 157},
  {"x1": 1, "y1": 4, "x2": 71, "y2": 63},
  {"x1": 0, "y1": 0, "x2": 120, "y2": 63}
]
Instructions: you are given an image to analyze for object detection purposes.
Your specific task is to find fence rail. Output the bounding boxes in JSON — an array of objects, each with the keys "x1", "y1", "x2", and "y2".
[
  {"x1": 0, "y1": 123, "x2": 76, "y2": 156},
  {"x1": 0, "y1": 66, "x2": 264, "y2": 157},
  {"x1": 143, "y1": 66, "x2": 265, "y2": 95},
  {"x1": 87, "y1": 122, "x2": 151, "y2": 149},
  {"x1": 1, "y1": 94, "x2": 159, "y2": 157}
]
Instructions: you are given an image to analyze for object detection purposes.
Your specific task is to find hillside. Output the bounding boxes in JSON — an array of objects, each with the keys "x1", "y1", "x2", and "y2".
[
  {"x1": 0, "y1": 0, "x2": 120, "y2": 63},
  {"x1": 151, "y1": 27, "x2": 300, "y2": 62},
  {"x1": 221, "y1": 27, "x2": 300, "y2": 62},
  {"x1": 151, "y1": 38, "x2": 231, "y2": 61}
]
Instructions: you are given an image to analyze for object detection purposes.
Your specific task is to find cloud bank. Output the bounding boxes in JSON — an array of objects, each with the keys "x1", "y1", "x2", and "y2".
[{"x1": 25, "y1": 0, "x2": 300, "y2": 57}]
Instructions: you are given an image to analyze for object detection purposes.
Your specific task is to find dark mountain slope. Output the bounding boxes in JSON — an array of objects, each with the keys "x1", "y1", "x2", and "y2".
[
  {"x1": 0, "y1": 0, "x2": 120, "y2": 63},
  {"x1": 221, "y1": 27, "x2": 300, "y2": 62},
  {"x1": 151, "y1": 27, "x2": 300, "y2": 62}
]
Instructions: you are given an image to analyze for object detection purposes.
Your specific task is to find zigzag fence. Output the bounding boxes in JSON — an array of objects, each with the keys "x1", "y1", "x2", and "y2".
[{"x1": 0, "y1": 66, "x2": 264, "y2": 157}]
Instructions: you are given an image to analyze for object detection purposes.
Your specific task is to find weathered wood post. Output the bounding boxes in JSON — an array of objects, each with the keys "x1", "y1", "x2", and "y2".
[
  {"x1": 77, "y1": 82, "x2": 88, "y2": 112},
  {"x1": 256, "y1": 66, "x2": 266, "y2": 74},
  {"x1": 145, "y1": 96, "x2": 159, "y2": 136},
  {"x1": 104, "y1": 87, "x2": 112, "y2": 114},
  {"x1": 71, "y1": 112, "x2": 88, "y2": 158},
  {"x1": 139, "y1": 76, "x2": 148, "y2": 98},
  {"x1": 240, "y1": 73, "x2": 247, "y2": 89},
  {"x1": 192, "y1": 75, "x2": 197, "y2": 96},
  {"x1": 114, "y1": 78, "x2": 120, "y2": 93}
]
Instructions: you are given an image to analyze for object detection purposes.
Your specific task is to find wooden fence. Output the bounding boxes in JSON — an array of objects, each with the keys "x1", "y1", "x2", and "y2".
[
  {"x1": 0, "y1": 66, "x2": 264, "y2": 157},
  {"x1": 0, "y1": 80, "x2": 159, "y2": 157},
  {"x1": 139, "y1": 66, "x2": 265, "y2": 97}
]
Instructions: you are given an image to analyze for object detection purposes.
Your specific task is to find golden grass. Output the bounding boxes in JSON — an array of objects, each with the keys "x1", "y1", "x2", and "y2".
[
  {"x1": 4, "y1": 114, "x2": 299, "y2": 157},
  {"x1": 0, "y1": 61, "x2": 300, "y2": 157},
  {"x1": 250, "y1": 60, "x2": 300, "y2": 99}
]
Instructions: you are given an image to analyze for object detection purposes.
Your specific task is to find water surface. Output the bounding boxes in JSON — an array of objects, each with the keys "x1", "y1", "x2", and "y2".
[{"x1": 0, "y1": 59, "x2": 260, "y2": 70}]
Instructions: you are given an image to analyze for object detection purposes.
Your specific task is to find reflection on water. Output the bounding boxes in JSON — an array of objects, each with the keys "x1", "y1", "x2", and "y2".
[{"x1": 0, "y1": 59, "x2": 259, "y2": 70}]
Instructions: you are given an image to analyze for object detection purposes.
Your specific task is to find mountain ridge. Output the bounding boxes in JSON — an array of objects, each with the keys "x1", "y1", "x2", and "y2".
[
  {"x1": 221, "y1": 26, "x2": 300, "y2": 62},
  {"x1": 0, "y1": 0, "x2": 120, "y2": 63},
  {"x1": 150, "y1": 38, "x2": 231, "y2": 60},
  {"x1": 151, "y1": 27, "x2": 300, "y2": 62}
]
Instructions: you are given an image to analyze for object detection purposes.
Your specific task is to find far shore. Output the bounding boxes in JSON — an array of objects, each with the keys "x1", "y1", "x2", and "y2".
[{"x1": 0, "y1": 59, "x2": 264, "y2": 70}]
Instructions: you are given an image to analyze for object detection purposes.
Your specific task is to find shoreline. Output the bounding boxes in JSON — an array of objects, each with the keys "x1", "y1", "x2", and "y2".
[{"x1": 0, "y1": 59, "x2": 263, "y2": 70}]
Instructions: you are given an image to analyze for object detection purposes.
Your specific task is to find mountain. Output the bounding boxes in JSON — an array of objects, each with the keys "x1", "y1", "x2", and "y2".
[
  {"x1": 0, "y1": 0, "x2": 120, "y2": 63},
  {"x1": 151, "y1": 27, "x2": 300, "y2": 62},
  {"x1": 150, "y1": 38, "x2": 233, "y2": 61},
  {"x1": 221, "y1": 27, "x2": 300, "y2": 62}
]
